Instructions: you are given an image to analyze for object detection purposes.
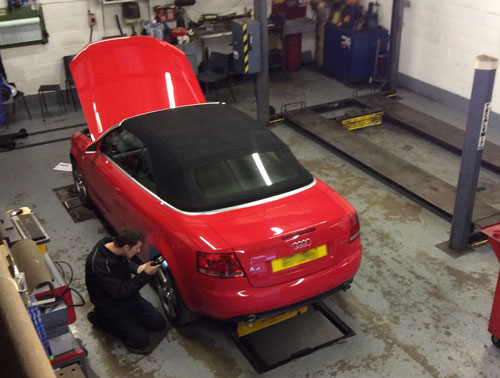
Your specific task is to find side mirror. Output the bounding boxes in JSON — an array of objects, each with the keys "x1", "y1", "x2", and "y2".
[{"x1": 85, "y1": 142, "x2": 98, "y2": 154}]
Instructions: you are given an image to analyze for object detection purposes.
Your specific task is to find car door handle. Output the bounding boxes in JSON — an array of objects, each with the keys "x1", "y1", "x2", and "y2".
[{"x1": 115, "y1": 187, "x2": 123, "y2": 196}]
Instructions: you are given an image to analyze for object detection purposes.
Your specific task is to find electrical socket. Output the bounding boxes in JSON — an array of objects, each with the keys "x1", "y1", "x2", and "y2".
[{"x1": 88, "y1": 11, "x2": 96, "y2": 26}]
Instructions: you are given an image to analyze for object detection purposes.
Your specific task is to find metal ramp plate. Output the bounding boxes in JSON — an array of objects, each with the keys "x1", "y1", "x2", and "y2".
[
  {"x1": 284, "y1": 108, "x2": 500, "y2": 229},
  {"x1": 52, "y1": 185, "x2": 96, "y2": 223},
  {"x1": 355, "y1": 94, "x2": 500, "y2": 173},
  {"x1": 231, "y1": 302, "x2": 354, "y2": 374}
]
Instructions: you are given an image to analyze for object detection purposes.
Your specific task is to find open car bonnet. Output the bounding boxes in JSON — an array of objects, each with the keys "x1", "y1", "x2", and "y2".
[{"x1": 70, "y1": 36, "x2": 205, "y2": 140}]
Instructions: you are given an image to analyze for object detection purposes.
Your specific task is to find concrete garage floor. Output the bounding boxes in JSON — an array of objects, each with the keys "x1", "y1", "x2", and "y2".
[{"x1": 1, "y1": 67, "x2": 500, "y2": 378}]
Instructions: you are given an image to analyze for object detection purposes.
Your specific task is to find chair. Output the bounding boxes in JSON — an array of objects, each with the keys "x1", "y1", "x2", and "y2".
[
  {"x1": 0, "y1": 75, "x2": 32, "y2": 121},
  {"x1": 197, "y1": 52, "x2": 236, "y2": 102},
  {"x1": 63, "y1": 55, "x2": 78, "y2": 111},
  {"x1": 38, "y1": 84, "x2": 66, "y2": 122},
  {"x1": 11, "y1": 87, "x2": 32, "y2": 120}
]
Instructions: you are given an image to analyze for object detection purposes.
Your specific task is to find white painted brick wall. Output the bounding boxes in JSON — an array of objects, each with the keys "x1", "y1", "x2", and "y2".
[
  {"x1": 0, "y1": 0, "x2": 326, "y2": 94},
  {"x1": 3, "y1": 0, "x2": 499, "y2": 106},
  {"x1": 16, "y1": 0, "x2": 500, "y2": 109},
  {"x1": 0, "y1": 0, "x2": 320, "y2": 96},
  {"x1": 361, "y1": 0, "x2": 500, "y2": 111},
  {"x1": 0, "y1": 0, "x2": 260, "y2": 95}
]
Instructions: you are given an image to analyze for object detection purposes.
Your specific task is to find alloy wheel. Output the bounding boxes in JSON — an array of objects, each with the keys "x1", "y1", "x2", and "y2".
[
  {"x1": 72, "y1": 164, "x2": 88, "y2": 205},
  {"x1": 156, "y1": 269, "x2": 178, "y2": 320}
]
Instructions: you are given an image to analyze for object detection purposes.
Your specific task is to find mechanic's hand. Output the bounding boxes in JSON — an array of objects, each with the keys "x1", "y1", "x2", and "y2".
[{"x1": 138, "y1": 262, "x2": 161, "y2": 275}]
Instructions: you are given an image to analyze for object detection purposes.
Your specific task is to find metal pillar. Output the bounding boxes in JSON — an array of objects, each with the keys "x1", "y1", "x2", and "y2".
[
  {"x1": 449, "y1": 55, "x2": 498, "y2": 251},
  {"x1": 0, "y1": 97, "x2": 4, "y2": 125},
  {"x1": 383, "y1": 0, "x2": 405, "y2": 94},
  {"x1": 253, "y1": 0, "x2": 270, "y2": 124}
]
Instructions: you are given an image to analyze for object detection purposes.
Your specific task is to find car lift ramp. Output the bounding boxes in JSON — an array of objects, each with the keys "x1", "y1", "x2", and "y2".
[
  {"x1": 284, "y1": 108, "x2": 500, "y2": 229},
  {"x1": 230, "y1": 302, "x2": 354, "y2": 374},
  {"x1": 355, "y1": 94, "x2": 500, "y2": 173}
]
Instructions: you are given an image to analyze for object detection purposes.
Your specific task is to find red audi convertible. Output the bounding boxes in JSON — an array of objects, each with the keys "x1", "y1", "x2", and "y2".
[{"x1": 70, "y1": 37, "x2": 362, "y2": 325}]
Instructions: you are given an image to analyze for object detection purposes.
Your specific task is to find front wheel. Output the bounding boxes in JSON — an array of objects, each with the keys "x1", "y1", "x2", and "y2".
[
  {"x1": 154, "y1": 268, "x2": 200, "y2": 326},
  {"x1": 492, "y1": 335, "x2": 500, "y2": 348},
  {"x1": 72, "y1": 161, "x2": 93, "y2": 207}
]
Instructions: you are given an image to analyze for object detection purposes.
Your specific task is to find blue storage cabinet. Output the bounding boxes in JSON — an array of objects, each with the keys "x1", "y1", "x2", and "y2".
[{"x1": 323, "y1": 24, "x2": 388, "y2": 83}]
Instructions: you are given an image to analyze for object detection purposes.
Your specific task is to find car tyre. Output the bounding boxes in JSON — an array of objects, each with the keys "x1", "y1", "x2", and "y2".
[
  {"x1": 72, "y1": 160, "x2": 93, "y2": 208},
  {"x1": 492, "y1": 335, "x2": 500, "y2": 349},
  {"x1": 155, "y1": 267, "x2": 200, "y2": 326}
]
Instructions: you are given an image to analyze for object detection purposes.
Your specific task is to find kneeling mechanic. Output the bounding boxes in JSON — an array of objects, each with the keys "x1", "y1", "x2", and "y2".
[{"x1": 85, "y1": 228, "x2": 167, "y2": 354}]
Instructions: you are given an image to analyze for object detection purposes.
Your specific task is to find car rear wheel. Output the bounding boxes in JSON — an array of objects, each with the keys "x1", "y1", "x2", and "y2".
[
  {"x1": 154, "y1": 267, "x2": 200, "y2": 326},
  {"x1": 72, "y1": 161, "x2": 93, "y2": 207}
]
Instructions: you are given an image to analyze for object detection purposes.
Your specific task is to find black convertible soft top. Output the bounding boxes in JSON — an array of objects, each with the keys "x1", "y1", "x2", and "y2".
[{"x1": 122, "y1": 103, "x2": 313, "y2": 212}]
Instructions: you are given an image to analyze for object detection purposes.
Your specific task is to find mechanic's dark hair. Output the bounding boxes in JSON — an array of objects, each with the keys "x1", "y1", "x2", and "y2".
[{"x1": 114, "y1": 228, "x2": 144, "y2": 248}]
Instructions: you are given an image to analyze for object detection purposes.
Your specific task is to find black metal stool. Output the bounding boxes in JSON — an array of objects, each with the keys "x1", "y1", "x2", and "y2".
[
  {"x1": 38, "y1": 84, "x2": 66, "y2": 121},
  {"x1": 13, "y1": 90, "x2": 32, "y2": 120}
]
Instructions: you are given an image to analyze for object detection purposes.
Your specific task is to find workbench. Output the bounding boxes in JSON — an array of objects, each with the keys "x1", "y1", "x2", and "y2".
[{"x1": 193, "y1": 17, "x2": 315, "y2": 72}]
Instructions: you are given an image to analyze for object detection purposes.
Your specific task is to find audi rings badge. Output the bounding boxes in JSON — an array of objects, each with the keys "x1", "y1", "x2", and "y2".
[{"x1": 292, "y1": 238, "x2": 312, "y2": 250}]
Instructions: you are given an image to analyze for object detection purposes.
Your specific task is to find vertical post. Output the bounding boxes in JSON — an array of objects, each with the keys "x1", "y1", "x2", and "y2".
[
  {"x1": 0, "y1": 95, "x2": 4, "y2": 125},
  {"x1": 383, "y1": 0, "x2": 404, "y2": 94},
  {"x1": 449, "y1": 55, "x2": 498, "y2": 251},
  {"x1": 0, "y1": 66, "x2": 6, "y2": 124},
  {"x1": 253, "y1": 0, "x2": 269, "y2": 124}
]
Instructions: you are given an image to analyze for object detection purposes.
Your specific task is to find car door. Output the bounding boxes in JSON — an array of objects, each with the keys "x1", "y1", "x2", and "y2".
[
  {"x1": 101, "y1": 129, "x2": 166, "y2": 252},
  {"x1": 117, "y1": 142, "x2": 170, "y2": 260},
  {"x1": 94, "y1": 128, "x2": 145, "y2": 229}
]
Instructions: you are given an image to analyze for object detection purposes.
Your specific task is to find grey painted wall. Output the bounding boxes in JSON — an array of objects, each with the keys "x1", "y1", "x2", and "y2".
[{"x1": 399, "y1": 72, "x2": 500, "y2": 134}]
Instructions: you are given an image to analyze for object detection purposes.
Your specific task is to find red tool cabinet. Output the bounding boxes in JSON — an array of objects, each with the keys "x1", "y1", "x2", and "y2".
[{"x1": 481, "y1": 222, "x2": 500, "y2": 348}]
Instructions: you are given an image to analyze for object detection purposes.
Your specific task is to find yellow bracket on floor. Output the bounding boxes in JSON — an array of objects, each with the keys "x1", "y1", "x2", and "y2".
[
  {"x1": 236, "y1": 306, "x2": 308, "y2": 337},
  {"x1": 268, "y1": 117, "x2": 285, "y2": 125},
  {"x1": 471, "y1": 239, "x2": 489, "y2": 247},
  {"x1": 340, "y1": 111, "x2": 384, "y2": 131}
]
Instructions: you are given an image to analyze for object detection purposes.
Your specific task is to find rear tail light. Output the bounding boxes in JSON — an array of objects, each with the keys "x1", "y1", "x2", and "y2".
[
  {"x1": 197, "y1": 252, "x2": 245, "y2": 278},
  {"x1": 348, "y1": 212, "x2": 360, "y2": 242}
]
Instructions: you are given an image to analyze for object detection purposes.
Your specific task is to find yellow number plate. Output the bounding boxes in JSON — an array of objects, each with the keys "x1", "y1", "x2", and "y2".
[{"x1": 271, "y1": 245, "x2": 327, "y2": 272}]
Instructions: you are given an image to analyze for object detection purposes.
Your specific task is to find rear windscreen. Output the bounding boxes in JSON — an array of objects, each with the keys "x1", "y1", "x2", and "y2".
[{"x1": 193, "y1": 150, "x2": 306, "y2": 204}]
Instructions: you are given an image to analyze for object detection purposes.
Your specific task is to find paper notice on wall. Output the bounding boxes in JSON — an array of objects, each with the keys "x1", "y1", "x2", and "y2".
[
  {"x1": 478, "y1": 102, "x2": 491, "y2": 150},
  {"x1": 53, "y1": 162, "x2": 72, "y2": 172}
]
